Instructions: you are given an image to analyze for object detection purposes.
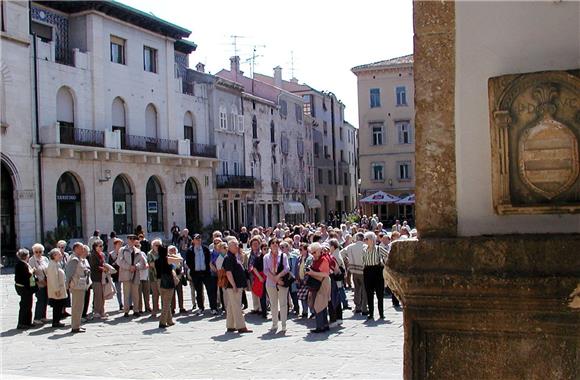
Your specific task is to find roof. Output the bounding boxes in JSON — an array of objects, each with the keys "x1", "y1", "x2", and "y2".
[
  {"x1": 253, "y1": 73, "x2": 325, "y2": 97},
  {"x1": 351, "y1": 54, "x2": 413, "y2": 73},
  {"x1": 34, "y1": 0, "x2": 192, "y2": 40},
  {"x1": 174, "y1": 39, "x2": 197, "y2": 54}
]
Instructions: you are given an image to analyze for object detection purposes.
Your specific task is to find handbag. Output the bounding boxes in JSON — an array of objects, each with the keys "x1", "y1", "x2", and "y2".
[
  {"x1": 306, "y1": 273, "x2": 322, "y2": 290},
  {"x1": 277, "y1": 253, "x2": 295, "y2": 288},
  {"x1": 217, "y1": 269, "x2": 228, "y2": 288}
]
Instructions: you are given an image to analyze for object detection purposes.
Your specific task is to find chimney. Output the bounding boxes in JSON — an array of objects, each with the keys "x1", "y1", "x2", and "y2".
[
  {"x1": 230, "y1": 56, "x2": 241, "y2": 74},
  {"x1": 273, "y1": 66, "x2": 282, "y2": 88},
  {"x1": 290, "y1": 77, "x2": 298, "y2": 84},
  {"x1": 196, "y1": 62, "x2": 205, "y2": 73}
]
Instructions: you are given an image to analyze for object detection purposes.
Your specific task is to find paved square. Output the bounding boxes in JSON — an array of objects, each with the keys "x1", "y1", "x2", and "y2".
[{"x1": 0, "y1": 271, "x2": 403, "y2": 379}]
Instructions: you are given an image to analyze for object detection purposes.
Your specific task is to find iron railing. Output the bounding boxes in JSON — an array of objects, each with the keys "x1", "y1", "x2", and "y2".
[
  {"x1": 190, "y1": 142, "x2": 217, "y2": 158},
  {"x1": 124, "y1": 134, "x2": 178, "y2": 154},
  {"x1": 60, "y1": 126, "x2": 105, "y2": 147},
  {"x1": 216, "y1": 175, "x2": 255, "y2": 189}
]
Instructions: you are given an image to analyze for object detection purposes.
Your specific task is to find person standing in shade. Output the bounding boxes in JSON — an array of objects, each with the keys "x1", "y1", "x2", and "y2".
[
  {"x1": 223, "y1": 239, "x2": 253, "y2": 334},
  {"x1": 65, "y1": 242, "x2": 92, "y2": 333},
  {"x1": 362, "y1": 231, "x2": 388, "y2": 320},
  {"x1": 263, "y1": 238, "x2": 290, "y2": 332},
  {"x1": 118, "y1": 235, "x2": 145, "y2": 318},
  {"x1": 14, "y1": 249, "x2": 37, "y2": 329},
  {"x1": 89, "y1": 239, "x2": 109, "y2": 319},
  {"x1": 29, "y1": 243, "x2": 49, "y2": 324},
  {"x1": 46, "y1": 248, "x2": 67, "y2": 327}
]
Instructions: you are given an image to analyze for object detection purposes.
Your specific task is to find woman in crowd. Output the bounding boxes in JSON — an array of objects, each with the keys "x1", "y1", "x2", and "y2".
[
  {"x1": 362, "y1": 231, "x2": 388, "y2": 320},
  {"x1": 29, "y1": 243, "x2": 49, "y2": 324},
  {"x1": 306, "y1": 242, "x2": 331, "y2": 333},
  {"x1": 246, "y1": 236, "x2": 263, "y2": 314},
  {"x1": 147, "y1": 239, "x2": 162, "y2": 318},
  {"x1": 328, "y1": 239, "x2": 345, "y2": 326},
  {"x1": 107, "y1": 238, "x2": 124, "y2": 311},
  {"x1": 46, "y1": 248, "x2": 67, "y2": 327},
  {"x1": 156, "y1": 245, "x2": 177, "y2": 328},
  {"x1": 89, "y1": 239, "x2": 108, "y2": 319},
  {"x1": 65, "y1": 242, "x2": 92, "y2": 333},
  {"x1": 296, "y1": 243, "x2": 313, "y2": 318},
  {"x1": 263, "y1": 238, "x2": 289, "y2": 333},
  {"x1": 223, "y1": 239, "x2": 252, "y2": 334},
  {"x1": 14, "y1": 248, "x2": 37, "y2": 329},
  {"x1": 56, "y1": 240, "x2": 71, "y2": 317}
]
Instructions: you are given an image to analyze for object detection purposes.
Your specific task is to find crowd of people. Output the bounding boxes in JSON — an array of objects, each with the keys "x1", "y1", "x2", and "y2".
[{"x1": 13, "y1": 218, "x2": 417, "y2": 335}]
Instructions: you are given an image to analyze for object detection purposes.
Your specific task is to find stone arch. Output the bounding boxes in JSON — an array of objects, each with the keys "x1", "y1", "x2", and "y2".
[
  {"x1": 145, "y1": 103, "x2": 158, "y2": 138},
  {"x1": 56, "y1": 86, "x2": 75, "y2": 126}
]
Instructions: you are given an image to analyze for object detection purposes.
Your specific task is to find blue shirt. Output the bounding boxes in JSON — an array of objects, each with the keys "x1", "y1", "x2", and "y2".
[{"x1": 194, "y1": 246, "x2": 206, "y2": 271}]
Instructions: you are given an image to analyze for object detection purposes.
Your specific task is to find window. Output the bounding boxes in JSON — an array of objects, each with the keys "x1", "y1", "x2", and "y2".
[
  {"x1": 145, "y1": 104, "x2": 158, "y2": 138},
  {"x1": 372, "y1": 163, "x2": 384, "y2": 181},
  {"x1": 323, "y1": 121, "x2": 328, "y2": 136},
  {"x1": 252, "y1": 115, "x2": 258, "y2": 139},
  {"x1": 303, "y1": 95, "x2": 311, "y2": 115},
  {"x1": 397, "y1": 121, "x2": 412, "y2": 144},
  {"x1": 396, "y1": 86, "x2": 407, "y2": 106},
  {"x1": 370, "y1": 88, "x2": 381, "y2": 108},
  {"x1": 340, "y1": 150, "x2": 344, "y2": 162},
  {"x1": 143, "y1": 46, "x2": 157, "y2": 73},
  {"x1": 295, "y1": 104, "x2": 303, "y2": 123},
  {"x1": 339, "y1": 127, "x2": 344, "y2": 141},
  {"x1": 219, "y1": 107, "x2": 227, "y2": 130},
  {"x1": 56, "y1": 172, "x2": 82, "y2": 238},
  {"x1": 318, "y1": 169, "x2": 323, "y2": 184},
  {"x1": 234, "y1": 162, "x2": 240, "y2": 176},
  {"x1": 146, "y1": 177, "x2": 164, "y2": 232},
  {"x1": 328, "y1": 170, "x2": 333, "y2": 184},
  {"x1": 110, "y1": 35, "x2": 125, "y2": 64},
  {"x1": 184, "y1": 112, "x2": 194, "y2": 142},
  {"x1": 270, "y1": 121, "x2": 275, "y2": 143},
  {"x1": 112, "y1": 175, "x2": 133, "y2": 235},
  {"x1": 344, "y1": 172, "x2": 348, "y2": 186},
  {"x1": 31, "y1": 21, "x2": 53, "y2": 42},
  {"x1": 1, "y1": 0, "x2": 5, "y2": 32},
  {"x1": 322, "y1": 99, "x2": 327, "y2": 112},
  {"x1": 314, "y1": 142, "x2": 320, "y2": 158},
  {"x1": 221, "y1": 160, "x2": 229, "y2": 175},
  {"x1": 324, "y1": 145, "x2": 329, "y2": 158},
  {"x1": 398, "y1": 161, "x2": 411, "y2": 180},
  {"x1": 185, "y1": 178, "x2": 199, "y2": 231},
  {"x1": 237, "y1": 115, "x2": 244, "y2": 133},
  {"x1": 371, "y1": 123, "x2": 384, "y2": 146},
  {"x1": 280, "y1": 100, "x2": 287, "y2": 118}
]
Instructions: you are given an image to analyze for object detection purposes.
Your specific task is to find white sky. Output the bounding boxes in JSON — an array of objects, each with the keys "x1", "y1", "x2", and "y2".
[{"x1": 120, "y1": 0, "x2": 414, "y2": 127}]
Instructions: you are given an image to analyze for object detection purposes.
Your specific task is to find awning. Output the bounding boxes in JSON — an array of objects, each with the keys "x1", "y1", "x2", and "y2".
[
  {"x1": 307, "y1": 198, "x2": 322, "y2": 209},
  {"x1": 396, "y1": 194, "x2": 415, "y2": 205},
  {"x1": 284, "y1": 201, "x2": 305, "y2": 214},
  {"x1": 359, "y1": 191, "x2": 400, "y2": 204}
]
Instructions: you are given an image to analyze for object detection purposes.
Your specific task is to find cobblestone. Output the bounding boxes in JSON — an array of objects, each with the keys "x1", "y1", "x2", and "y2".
[{"x1": 0, "y1": 270, "x2": 403, "y2": 379}]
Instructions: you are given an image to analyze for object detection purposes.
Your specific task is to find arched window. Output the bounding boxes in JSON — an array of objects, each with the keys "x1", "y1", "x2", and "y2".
[
  {"x1": 57, "y1": 87, "x2": 75, "y2": 144},
  {"x1": 185, "y1": 178, "x2": 199, "y2": 231},
  {"x1": 56, "y1": 172, "x2": 82, "y2": 238},
  {"x1": 145, "y1": 103, "x2": 158, "y2": 138},
  {"x1": 112, "y1": 97, "x2": 127, "y2": 147},
  {"x1": 112, "y1": 175, "x2": 133, "y2": 235},
  {"x1": 252, "y1": 115, "x2": 257, "y2": 139},
  {"x1": 184, "y1": 111, "x2": 194, "y2": 142},
  {"x1": 270, "y1": 120, "x2": 275, "y2": 143},
  {"x1": 146, "y1": 176, "x2": 164, "y2": 232},
  {"x1": 1, "y1": 162, "x2": 16, "y2": 251}
]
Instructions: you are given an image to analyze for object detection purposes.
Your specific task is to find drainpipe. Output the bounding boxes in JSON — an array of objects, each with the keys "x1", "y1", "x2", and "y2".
[{"x1": 30, "y1": 2, "x2": 45, "y2": 243}]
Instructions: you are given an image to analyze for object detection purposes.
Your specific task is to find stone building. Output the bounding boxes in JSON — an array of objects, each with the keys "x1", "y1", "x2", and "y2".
[
  {"x1": 218, "y1": 58, "x2": 309, "y2": 226},
  {"x1": 254, "y1": 71, "x2": 358, "y2": 223},
  {"x1": 3, "y1": 1, "x2": 219, "y2": 246},
  {"x1": 351, "y1": 54, "x2": 415, "y2": 223},
  {"x1": 385, "y1": 1, "x2": 579, "y2": 379}
]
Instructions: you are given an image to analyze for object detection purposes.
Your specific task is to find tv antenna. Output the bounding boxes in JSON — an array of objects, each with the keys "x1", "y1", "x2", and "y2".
[
  {"x1": 243, "y1": 44, "x2": 266, "y2": 78},
  {"x1": 230, "y1": 35, "x2": 247, "y2": 57},
  {"x1": 290, "y1": 50, "x2": 295, "y2": 79}
]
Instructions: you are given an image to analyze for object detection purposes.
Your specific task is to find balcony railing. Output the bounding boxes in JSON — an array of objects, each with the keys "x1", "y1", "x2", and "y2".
[
  {"x1": 60, "y1": 126, "x2": 105, "y2": 147},
  {"x1": 124, "y1": 134, "x2": 178, "y2": 154},
  {"x1": 216, "y1": 175, "x2": 255, "y2": 189},
  {"x1": 190, "y1": 142, "x2": 217, "y2": 158}
]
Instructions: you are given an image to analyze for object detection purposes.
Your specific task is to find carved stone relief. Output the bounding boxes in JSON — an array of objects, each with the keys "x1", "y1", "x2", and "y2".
[{"x1": 489, "y1": 70, "x2": 580, "y2": 214}]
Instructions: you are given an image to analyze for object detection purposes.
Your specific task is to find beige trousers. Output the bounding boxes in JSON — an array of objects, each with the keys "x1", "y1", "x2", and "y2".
[
  {"x1": 352, "y1": 273, "x2": 368, "y2": 313},
  {"x1": 92, "y1": 282, "x2": 105, "y2": 316},
  {"x1": 266, "y1": 286, "x2": 289, "y2": 329},
  {"x1": 225, "y1": 288, "x2": 246, "y2": 330},
  {"x1": 159, "y1": 287, "x2": 174, "y2": 326},
  {"x1": 122, "y1": 281, "x2": 140, "y2": 314},
  {"x1": 150, "y1": 280, "x2": 160, "y2": 314},
  {"x1": 70, "y1": 289, "x2": 86, "y2": 330},
  {"x1": 140, "y1": 280, "x2": 150, "y2": 312}
]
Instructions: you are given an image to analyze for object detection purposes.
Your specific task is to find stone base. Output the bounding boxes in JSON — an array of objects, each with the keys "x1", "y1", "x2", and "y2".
[{"x1": 385, "y1": 235, "x2": 580, "y2": 380}]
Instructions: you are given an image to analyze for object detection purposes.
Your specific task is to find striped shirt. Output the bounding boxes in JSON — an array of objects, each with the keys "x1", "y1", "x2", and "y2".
[{"x1": 362, "y1": 245, "x2": 388, "y2": 267}]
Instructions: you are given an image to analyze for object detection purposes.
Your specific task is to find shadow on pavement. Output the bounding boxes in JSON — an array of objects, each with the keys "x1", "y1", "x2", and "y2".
[
  {"x1": 142, "y1": 327, "x2": 169, "y2": 335},
  {"x1": 363, "y1": 319, "x2": 393, "y2": 326},
  {"x1": 258, "y1": 330, "x2": 290, "y2": 340},
  {"x1": 47, "y1": 331, "x2": 74, "y2": 340},
  {"x1": 211, "y1": 332, "x2": 242, "y2": 342},
  {"x1": 28, "y1": 326, "x2": 68, "y2": 336},
  {"x1": 0, "y1": 328, "x2": 26, "y2": 337}
]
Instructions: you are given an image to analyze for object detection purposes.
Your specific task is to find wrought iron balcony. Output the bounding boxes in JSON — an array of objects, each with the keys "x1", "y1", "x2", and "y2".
[
  {"x1": 59, "y1": 126, "x2": 105, "y2": 147},
  {"x1": 216, "y1": 175, "x2": 255, "y2": 189},
  {"x1": 190, "y1": 142, "x2": 217, "y2": 158},
  {"x1": 124, "y1": 134, "x2": 178, "y2": 154}
]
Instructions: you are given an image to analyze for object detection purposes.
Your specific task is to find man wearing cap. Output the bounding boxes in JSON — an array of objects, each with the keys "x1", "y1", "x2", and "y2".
[
  {"x1": 185, "y1": 234, "x2": 216, "y2": 315},
  {"x1": 118, "y1": 235, "x2": 146, "y2": 318}
]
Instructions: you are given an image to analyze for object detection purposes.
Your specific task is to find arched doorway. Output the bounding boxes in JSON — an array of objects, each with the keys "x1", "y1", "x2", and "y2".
[
  {"x1": 145, "y1": 103, "x2": 158, "y2": 138},
  {"x1": 185, "y1": 178, "x2": 199, "y2": 232},
  {"x1": 112, "y1": 97, "x2": 127, "y2": 148},
  {"x1": 184, "y1": 111, "x2": 194, "y2": 142},
  {"x1": 146, "y1": 176, "x2": 164, "y2": 233},
  {"x1": 0, "y1": 162, "x2": 16, "y2": 254},
  {"x1": 57, "y1": 86, "x2": 75, "y2": 144},
  {"x1": 56, "y1": 172, "x2": 83, "y2": 238},
  {"x1": 112, "y1": 175, "x2": 133, "y2": 235}
]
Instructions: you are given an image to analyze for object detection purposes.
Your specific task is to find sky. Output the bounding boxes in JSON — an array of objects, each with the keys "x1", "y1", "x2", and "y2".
[{"x1": 120, "y1": 0, "x2": 414, "y2": 127}]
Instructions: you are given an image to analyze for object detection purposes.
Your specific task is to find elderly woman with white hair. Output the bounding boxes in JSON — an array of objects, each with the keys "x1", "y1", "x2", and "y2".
[
  {"x1": 46, "y1": 248, "x2": 68, "y2": 327},
  {"x1": 14, "y1": 248, "x2": 37, "y2": 329},
  {"x1": 306, "y1": 242, "x2": 332, "y2": 333},
  {"x1": 362, "y1": 231, "x2": 388, "y2": 320},
  {"x1": 29, "y1": 243, "x2": 49, "y2": 324}
]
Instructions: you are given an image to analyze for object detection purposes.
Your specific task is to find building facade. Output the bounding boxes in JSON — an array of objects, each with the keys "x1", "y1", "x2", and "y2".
[
  {"x1": 351, "y1": 54, "x2": 415, "y2": 223},
  {"x1": 254, "y1": 71, "x2": 358, "y2": 223},
  {"x1": 1, "y1": 1, "x2": 220, "y2": 248}
]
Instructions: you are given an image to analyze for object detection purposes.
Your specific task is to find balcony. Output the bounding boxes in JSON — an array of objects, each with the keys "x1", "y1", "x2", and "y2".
[
  {"x1": 182, "y1": 80, "x2": 194, "y2": 96},
  {"x1": 216, "y1": 175, "x2": 255, "y2": 189},
  {"x1": 59, "y1": 126, "x2": 105, "y2": 147},
  {"x1": 125, "y1": 134, "x2": 178, "y2": 155},
  {"x1": 190, "y1": 142, "x2": 217, "y2": 158}
]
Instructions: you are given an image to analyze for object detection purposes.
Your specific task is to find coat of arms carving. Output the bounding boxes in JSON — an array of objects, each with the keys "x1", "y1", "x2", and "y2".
[{"x1": 489, "y1": 70, "x2": 580, "y2": 214}]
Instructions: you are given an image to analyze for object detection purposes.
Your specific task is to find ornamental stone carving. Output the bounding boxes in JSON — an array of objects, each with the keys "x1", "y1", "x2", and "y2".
[{"x1": 489, "y1": 70, "x2": 580, "y2": 214}]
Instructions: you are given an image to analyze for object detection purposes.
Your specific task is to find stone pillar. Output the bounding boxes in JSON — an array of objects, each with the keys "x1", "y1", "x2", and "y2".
[{"x1": 385, "y1": 1, "x2": 580, "y2": 379}]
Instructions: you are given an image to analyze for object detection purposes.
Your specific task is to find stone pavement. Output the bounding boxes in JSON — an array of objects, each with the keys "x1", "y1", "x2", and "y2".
[{"x1": 0, "y1": 270, "x2": 403, "y2": 379}]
